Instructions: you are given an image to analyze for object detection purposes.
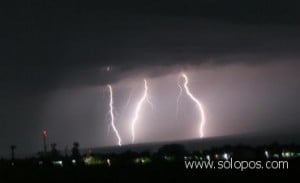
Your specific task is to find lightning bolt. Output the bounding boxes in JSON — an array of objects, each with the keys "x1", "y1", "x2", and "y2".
[
  {"x1": 124, "y1": 89, "x2": 134, "y2": 110},
  {"x1": 146, "y1": 97, "x2": 154, "y2": 110},
  {"x1": 107, "y1": 85, "x2": 122, "y2": 146},
  {"x1": 131, "y1": 79, "x2": 151, "y2": 143},
  {"x1": 176, "y1": 77, "x2": 183, "y2": 119},
  {"x1": 180, "y1": 73, "x2": 205, "y2": 138}
]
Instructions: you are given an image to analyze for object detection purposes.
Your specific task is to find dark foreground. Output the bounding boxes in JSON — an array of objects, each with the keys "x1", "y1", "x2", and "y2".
[
  {"x1": 1, "y1": 143, "x2": 299, "y2": 182},
  {"x1": 1, "y1": 160, "x2": 299, "y2": 182}
]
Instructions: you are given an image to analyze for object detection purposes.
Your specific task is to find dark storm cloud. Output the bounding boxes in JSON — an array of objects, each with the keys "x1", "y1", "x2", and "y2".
[
  {"x1": 1, "y1": 0, "x2": 300, "y2": 156},
  {"x1": 1, "y1": 0, "x2": 300, "y2": 94}
]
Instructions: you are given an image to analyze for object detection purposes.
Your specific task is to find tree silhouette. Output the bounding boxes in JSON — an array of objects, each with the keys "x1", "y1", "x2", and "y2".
[
  {"x1": 50, "y1": 143, "x2": 60, "y2": 160},
  {"x1": 71, "y1": 142, "x2": 81, "y2": 160},
  {"x1": 157, "y1": 144, "x2": 186, "y2": 161}
]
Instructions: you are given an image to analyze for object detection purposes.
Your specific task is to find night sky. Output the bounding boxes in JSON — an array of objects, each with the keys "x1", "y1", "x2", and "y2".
[{"x1": 1, "y1": 0, "x2": 300, "y2": 157}]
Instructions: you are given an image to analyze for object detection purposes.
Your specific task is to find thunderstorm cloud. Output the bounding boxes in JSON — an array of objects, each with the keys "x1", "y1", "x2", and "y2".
[{"x1": 0, "y1": 0, "x2": 300, "y2": 156}]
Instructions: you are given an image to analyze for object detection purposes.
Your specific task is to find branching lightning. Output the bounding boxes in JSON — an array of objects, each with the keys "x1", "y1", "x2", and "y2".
[
  {"x1": 146, "y1": 97, "x2": 154, "y2": 110},
  {"x1": 179, "y1": 73, "x2": 206, "y2": 138},
  {"x1": 131, "y1": 79, "x2": 151, "y2": 143},
  {"x1": 107, "y1": 85, "x2": 122, "y2": 146},
  {"x1": 124, "y1": 89, "x2": 134, "y2": 110},
  {"x1": 104, "y1": 73, "x2": 203, "y2": 145}
]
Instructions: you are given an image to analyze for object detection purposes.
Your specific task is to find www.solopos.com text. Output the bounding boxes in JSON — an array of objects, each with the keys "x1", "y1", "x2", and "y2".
[{"x1": 184, "y1": 158, "x2": 288, "y2": 171}]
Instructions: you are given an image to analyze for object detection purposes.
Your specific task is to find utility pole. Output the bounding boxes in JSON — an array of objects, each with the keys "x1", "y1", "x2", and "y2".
[
  {"x1": 10, "y1": 145, "x2": 16, "y2": 161},
  {"x1": 42, "y1": 130, "x2": 48, "y2": 154}
]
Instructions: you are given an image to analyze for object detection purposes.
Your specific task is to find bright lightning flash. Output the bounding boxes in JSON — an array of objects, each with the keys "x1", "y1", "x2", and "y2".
[
  {"x1": 131, "y1": 79, "x2": 151, "y2": 143},
  {"x1": 107, "y1": 85, "x2": 122, "y2": 146},
  {"x1": 176, "y1": 76, "x2": 183, "y2": 119},
  {"x1": 180, "y1": 73, "x2": 206, "y2": 138}
]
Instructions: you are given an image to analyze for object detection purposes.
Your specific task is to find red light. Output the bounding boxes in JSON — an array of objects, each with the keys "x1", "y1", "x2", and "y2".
[{"x1": 42, "y1": 130, "x2": 47, "y2": 137}]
